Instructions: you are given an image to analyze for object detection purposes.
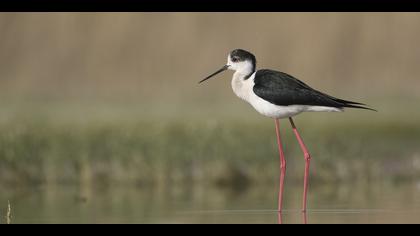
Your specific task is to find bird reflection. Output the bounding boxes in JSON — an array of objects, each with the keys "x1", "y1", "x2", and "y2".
[
  {"x1": 277, "y1": 212, "x2": 282, "y2": 224},
  {"x1": 302, "y1": 212, "x2": 308, "y2": 224},
  {"x1": 277, "y1": 211, "x2": 308, "y2": 224}
]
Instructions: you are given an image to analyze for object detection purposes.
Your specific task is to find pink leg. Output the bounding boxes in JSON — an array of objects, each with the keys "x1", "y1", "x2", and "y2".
[
  {"x1": 289, "y1": 117, "x2": 311, "y2": 213},
  {"x1": 274, "y1": 119, "x2": 286, "y2": 213}
]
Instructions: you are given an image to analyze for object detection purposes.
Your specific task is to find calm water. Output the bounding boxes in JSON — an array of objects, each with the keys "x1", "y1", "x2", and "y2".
[{"x1": 2, "y1": 180, "x2": 420, "y2": 224}]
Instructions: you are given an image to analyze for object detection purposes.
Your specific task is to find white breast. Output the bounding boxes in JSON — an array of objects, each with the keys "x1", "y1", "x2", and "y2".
[{"x1": 231, "y1": 72, "x2": 342, "y2": 119}]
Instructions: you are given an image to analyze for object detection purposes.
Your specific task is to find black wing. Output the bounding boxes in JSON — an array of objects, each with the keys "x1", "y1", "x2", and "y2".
[{"x1": 253, "y1": 69, "x2": 375, "y2": 110}]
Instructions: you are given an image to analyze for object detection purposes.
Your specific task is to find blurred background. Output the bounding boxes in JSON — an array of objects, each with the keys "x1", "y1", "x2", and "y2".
[{"x1": 0, "y1": 13, "x2": 420, "y2": 223}]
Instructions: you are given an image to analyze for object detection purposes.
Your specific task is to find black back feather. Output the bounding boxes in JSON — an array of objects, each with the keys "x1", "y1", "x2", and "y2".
[{"x1": 253, "y1": 69, "x2": 376, "y2": 111}]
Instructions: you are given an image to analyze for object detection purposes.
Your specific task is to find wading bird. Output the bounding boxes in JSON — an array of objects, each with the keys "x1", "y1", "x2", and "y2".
[{"x1": 199, "y1": 49, "x2": 375, "y2": 213}]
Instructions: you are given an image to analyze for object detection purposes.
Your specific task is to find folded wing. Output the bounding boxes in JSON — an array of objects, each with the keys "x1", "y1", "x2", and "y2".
[{"x1": 253, "y1": 69, "x2": 375, "y2": 111}]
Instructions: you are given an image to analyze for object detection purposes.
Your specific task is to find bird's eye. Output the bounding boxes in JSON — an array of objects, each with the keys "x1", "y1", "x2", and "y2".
[{"x1": 232, "y1": 57, "x2": 239, "y2": 62}]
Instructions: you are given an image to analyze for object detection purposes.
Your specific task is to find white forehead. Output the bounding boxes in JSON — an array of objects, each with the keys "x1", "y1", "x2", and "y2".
[{"x1": 227, "y1": 54, "x2": 232, "y2": 63}]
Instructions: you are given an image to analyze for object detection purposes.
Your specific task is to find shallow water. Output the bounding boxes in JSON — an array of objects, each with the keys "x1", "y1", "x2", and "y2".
[{"x1": 2, "y1": 180, "x2": 420, "y2": 224}]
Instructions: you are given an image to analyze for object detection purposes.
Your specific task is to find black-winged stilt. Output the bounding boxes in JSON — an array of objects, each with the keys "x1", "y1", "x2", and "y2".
[{"x1": 199, "y1": 49, "x2": 375, "y2": 213}]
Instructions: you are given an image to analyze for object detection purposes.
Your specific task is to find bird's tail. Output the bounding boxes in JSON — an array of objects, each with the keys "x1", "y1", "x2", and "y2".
[
  {"x1": 317, "y1": 90, "x2": 377, "y2": 112},
  {"x1": 342, "y1": 103, "x2": 377, "y2": 111},
  {"x1": 330, "y1": 97, "x2": 377, "y2": 111}
]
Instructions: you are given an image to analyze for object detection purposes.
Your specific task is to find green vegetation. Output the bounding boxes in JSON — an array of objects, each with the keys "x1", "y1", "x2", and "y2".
[
  {"x1": 0, "y1": 103, "x2": 419, "y2": 189},
  {"x1": 6, "y1": 201, "x2": 11, "y2": 224}
]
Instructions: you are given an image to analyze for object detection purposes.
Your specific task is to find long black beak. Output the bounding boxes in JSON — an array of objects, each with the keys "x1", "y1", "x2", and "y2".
[{"x1": 199, "y1": 65, "x2": 229, "y2": 84}]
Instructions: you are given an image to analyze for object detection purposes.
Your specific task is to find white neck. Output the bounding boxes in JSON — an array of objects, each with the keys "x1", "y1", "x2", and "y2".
[
  {"x1": 233, "y1": 70, "x2": 249, "y2": 80},
  {"x1": 231, "y1": 71, "x2": 256, "y2": 102},
  {"x1": 234, "y1": 63, "x2": 254, "y2": 77}
]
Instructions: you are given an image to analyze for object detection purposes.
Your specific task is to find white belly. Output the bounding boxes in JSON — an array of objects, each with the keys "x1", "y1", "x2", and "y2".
[{"x1": 231, "y1": 72, "x2": 342, "y2": 119}]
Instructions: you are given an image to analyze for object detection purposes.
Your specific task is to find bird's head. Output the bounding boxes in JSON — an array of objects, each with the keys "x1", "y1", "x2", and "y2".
[
  {"x1": 227, "y1": 49, "x2": 256, "y2": 74},
  {"x1": 199, "y1": 49, "x2": 256, "y2": 84}
]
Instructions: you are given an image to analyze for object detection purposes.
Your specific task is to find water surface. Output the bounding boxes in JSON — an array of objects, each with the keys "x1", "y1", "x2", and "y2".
[{"x1": 2, "y1": 180, "x2": 420, "y2": 224}]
